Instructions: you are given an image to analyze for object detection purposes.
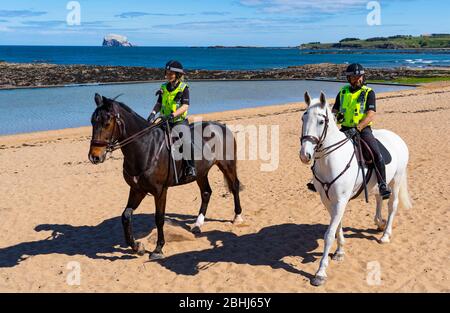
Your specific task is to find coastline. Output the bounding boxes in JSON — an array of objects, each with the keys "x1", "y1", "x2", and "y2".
[
  {"x1": 1, "y1": 62, "x2": 450, "y2": 90},
  {"x1": 0, "y1": 77, "x2": 420, "y2": 91}
]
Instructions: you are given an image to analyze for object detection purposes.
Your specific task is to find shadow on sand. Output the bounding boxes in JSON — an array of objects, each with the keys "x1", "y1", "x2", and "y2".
[
  {"x1": 0, "y1": 213, "x2": 186, "y2": 267},
  {"x1": 155, "y1": 223, "x2": 328, "y2": 280},
  {"x1": 2, "y1": 212, "x2": 377, "y2": 281}
]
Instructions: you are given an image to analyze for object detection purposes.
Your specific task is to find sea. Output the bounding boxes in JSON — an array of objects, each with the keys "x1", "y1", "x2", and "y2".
[{"x1": 1, "y1": 46, "x2": 449, "y2": 69}]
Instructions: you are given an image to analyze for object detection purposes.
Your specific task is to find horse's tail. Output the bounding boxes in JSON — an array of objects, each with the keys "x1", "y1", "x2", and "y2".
[
  {"x1": 398, "y1": 170, "x2": 413, "y2": 210},
  {"x1": 221, "y1": 131, "x2": 245, "y2": 192}
]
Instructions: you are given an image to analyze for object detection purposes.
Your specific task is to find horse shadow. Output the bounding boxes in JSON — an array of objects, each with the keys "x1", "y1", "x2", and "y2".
[
  {"x1": 0, "y1": 209, "x2": 380, "y2": 281},
  {"x1": 343, "y1": 226, "x2": 381, "y2": 242},
  {"x1": 155, "y1": 223, "x2": 329, "y2": 280},
  {"x1": 0, "y1": 212, "x2": 222, "y2": 268}
]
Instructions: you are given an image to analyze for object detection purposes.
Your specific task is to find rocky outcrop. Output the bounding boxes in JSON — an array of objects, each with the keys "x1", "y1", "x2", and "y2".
[
  {"x1": 1, "y1": 62, "x2": 449, "y2": 88},
  {"x1": 102, "y1": 34, "x2": 133, "y2": 47}
]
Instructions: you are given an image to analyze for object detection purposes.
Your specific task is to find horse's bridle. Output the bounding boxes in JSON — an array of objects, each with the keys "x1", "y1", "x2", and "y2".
[
  {"x1": 300, "y1": 109, "x2": 330, "y2": 153},
  {"x1": 90, "y1": 103, "x2": 126, "y2": 153},
  {"x1": 90, "y1": 102, "x2": 164, "y2": 154}
]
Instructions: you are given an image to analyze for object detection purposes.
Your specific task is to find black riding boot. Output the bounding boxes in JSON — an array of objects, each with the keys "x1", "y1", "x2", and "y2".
[
  {"x1": 184, "y1": 142, "x2": 197, "y2": 179},
  {"x1": 375, "y1": 158, "x2": 391, "y2": 200}
]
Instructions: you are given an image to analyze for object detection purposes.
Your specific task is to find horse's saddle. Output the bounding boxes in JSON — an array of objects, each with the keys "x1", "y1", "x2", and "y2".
[{"x1": 358, "y1": 138, "x2": 392, "y2": 166}]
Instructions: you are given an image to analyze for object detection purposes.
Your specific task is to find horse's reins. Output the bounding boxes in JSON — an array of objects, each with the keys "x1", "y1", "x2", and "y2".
[{"x1": 300, "y1": 109, "x2": 355, "y2": 199}]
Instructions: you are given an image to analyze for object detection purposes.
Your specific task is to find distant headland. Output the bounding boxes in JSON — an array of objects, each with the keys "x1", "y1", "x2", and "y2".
[{"x1": 300, "y1": 34, "x2": 450, "y2": 50}]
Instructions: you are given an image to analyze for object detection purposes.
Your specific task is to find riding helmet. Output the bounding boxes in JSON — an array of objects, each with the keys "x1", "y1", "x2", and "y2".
[
  {"x1": 165, "y1": 60, "x2": 185, "y2": 74},
  {"x1": 344, "y1": 63, "x2": 365, "y2": 76}
]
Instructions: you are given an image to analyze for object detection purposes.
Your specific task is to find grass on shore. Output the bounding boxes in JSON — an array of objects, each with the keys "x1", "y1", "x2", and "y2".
[{"x1": 368, "y1": 76, "x2": 450, "y2": 84}]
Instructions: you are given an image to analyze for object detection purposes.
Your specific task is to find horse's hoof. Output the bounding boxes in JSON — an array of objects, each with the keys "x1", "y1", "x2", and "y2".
[
  {"x1": 376, "y1": 219, "x2": 387, "y2": 232},
  {"x1": 191, "y1": 226, "x2": 201, "y2": 234},
  {"x1": 380, "y1": 235, "x2": 390, "y2": 244},
  {"x1": 133, "y1": 242, "x2": 146, "y2": 256},
  {"x1": 332, "y1": 253, "x2": 345, "y2": 262},
  {"x1": 149, "y1": 252, "x2": 165, "y2": 260},
  {"x1": 233, "y1": 214, "x2": 244, "y2": 225},
  {"x1": 311, "y1": 275, "x2": 327, "y2": 287}
]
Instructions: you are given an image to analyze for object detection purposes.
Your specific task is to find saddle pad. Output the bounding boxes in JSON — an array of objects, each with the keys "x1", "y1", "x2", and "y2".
[{"x1": 377, "y1": 139, "x2": 392, "y2": 165}]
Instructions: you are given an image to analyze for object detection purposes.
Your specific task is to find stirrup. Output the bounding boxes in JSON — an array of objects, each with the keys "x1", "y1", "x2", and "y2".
[
  {"x1": 185, "y1": 166, "x2": 197, "y2": 178},
  {"x1": 379, "y1": 183, "x2": 391, "y2": 200}
]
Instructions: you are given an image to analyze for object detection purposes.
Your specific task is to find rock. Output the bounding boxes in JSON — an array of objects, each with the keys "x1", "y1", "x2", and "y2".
[
  {"x1": 1, "y1": 62, "x2": 450, "y2": 88},
  {"x1": 102, "y1": 34, "x2": 133, "y2": 47}
]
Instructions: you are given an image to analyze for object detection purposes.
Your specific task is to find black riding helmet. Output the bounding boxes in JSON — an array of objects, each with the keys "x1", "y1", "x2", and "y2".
[
  {"x1": 165, "y1": 60, "x2": 185, "y2": 75},
  {"x1": 345, "y1": 63, "x2": 365, "y2": 76},
  {"x1": 345, "y1": 63, "x2": 366, "y2": 85}
]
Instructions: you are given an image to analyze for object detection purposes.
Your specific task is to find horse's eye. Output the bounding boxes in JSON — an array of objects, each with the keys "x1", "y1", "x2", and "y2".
[{"x1": 319, "y1": 120, "x2": 325, "y2": 125}]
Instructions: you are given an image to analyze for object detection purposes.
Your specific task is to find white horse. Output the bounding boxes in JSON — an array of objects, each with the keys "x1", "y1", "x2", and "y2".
[{"x1": 299, "y1": 91, "x2": 412, "y2": 287}]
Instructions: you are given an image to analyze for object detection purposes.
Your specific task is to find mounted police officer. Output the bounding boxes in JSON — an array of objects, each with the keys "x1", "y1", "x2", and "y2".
[
  {"x1": 147, "y1": 60, "x2": 197, "y2": 180},
  {"x1": 308, "y1": 63, "x2": 391, "y2": 200},
  {"x1": 337, "y1": 63, "x2": 392, "y2": 199}
]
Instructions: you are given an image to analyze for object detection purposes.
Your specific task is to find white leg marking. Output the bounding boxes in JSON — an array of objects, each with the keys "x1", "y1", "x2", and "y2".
[{"x1": 195, "y1": 213, "x2": 205, "y2": 228}]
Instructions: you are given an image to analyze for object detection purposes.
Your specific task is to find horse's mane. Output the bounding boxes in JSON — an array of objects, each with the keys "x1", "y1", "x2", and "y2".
[{"x1": 107, "y1": 98, "x2": 148, "y2": 124}]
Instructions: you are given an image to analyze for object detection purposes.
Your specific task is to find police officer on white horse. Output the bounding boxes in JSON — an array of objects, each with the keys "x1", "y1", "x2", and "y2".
[{"x1": 307, "y1": 63, "x2": 391, "y2": 199}]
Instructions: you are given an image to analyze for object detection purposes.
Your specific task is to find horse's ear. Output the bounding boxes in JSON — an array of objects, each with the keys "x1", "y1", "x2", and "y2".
[
  {"x1": 320, "y1": 91, "x2": 327, "y2": 108},
  {"x1": 94, "y1": 93, "x2": 103, "y2": 107},
  {"x1": 304, "y1": 91, "x2": 311, "y2": 107},
  {"x1": 102, "y1": 96, "x2": 111, "y2": 107}
]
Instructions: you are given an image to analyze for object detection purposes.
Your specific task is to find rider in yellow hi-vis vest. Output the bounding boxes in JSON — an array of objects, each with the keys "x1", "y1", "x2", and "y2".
[
  {"x1": 307, "y1": 63, "x2": 391, "y2": 199},
  {"x1": 147, "y1": 60, "x2": 196, "y2": 179},
  {"x1": 338, "y1": 84, "x2": 373, "y2": 128}
]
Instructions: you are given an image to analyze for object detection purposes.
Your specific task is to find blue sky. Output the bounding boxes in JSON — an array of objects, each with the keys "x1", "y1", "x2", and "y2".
[{"x1": 0, "y1": 0, "x2": 448, "y2": 46}]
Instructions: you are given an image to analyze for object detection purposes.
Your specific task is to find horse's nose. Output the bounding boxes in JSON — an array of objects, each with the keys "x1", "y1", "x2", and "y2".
[
  {"x1": 89, "y1": 154, "x2": 101, "y2": 164},
  {"x1": 306, "y1": 152, "x2": 311, "y2": 161}
]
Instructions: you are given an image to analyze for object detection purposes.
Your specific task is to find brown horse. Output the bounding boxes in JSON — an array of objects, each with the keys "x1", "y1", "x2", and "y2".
[{"x1": 88, "y1": 94, "x2": 243, "y2": 259}]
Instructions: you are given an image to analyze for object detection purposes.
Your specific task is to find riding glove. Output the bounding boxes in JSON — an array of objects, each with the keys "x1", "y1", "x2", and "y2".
[{"x1": 343, "y1": 128, "x2": 358, "y2": 138}]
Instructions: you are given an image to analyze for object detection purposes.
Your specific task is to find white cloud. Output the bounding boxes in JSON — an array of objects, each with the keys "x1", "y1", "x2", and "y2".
[
  {"x1": 240, "y1": 0, "x2": 370, "y2": 13},
  {"x1": 0, "y1": 26, "x2": 12, "y2": 32}
]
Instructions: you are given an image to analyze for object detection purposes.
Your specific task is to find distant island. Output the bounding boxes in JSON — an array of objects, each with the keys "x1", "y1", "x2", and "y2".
[
  {"x1": 102, "y1": 34, "x2": 133, "y2": 47},
  {"x1": 300, "y1": 34, "x2": 450, "y2": 50}
]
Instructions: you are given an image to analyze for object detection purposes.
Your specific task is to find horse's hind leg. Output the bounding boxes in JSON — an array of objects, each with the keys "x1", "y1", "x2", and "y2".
[
  {"x1": 150, "y1": 187, "x2": 168, "y2": 260},
  {"x1": 122, "y1": 188, "x2": 147, "y2": 256},
  {"x1": 217, "y1": 160, "x2": 243, "y2": 224},
  {"x1": 380, "y1": 179, "x2": 400, "y2": 244},
  {"x1": 192, "y1": 175, "x2": 212, "y2": 234}
]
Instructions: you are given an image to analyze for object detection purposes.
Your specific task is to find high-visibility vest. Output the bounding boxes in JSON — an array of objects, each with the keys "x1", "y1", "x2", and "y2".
[
  {"x1": 338, "y1": 85, "x2": 373, "y2": 127},
  {"x1": 160, "y1": 82, "x2": 188, "y2": 123}
]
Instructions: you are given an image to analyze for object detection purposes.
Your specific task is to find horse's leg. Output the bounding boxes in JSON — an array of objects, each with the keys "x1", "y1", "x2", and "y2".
[
  {"x1": 217, "y1": 160, "x2": 243, "y2": 224},
  {"x1": 374, "y1": 195, "x2": 387, "y2": 232},
  {"x1": 380, "y1": 180, "x2": 400, "y2": 244},
  {"x1": 332, "y1": 221, "x2": 345, "y2": 262},
  {"x1": 150, "y1": 187, "x2": 168, "y2": 260},
  {"x1": 192, "y1": 175, "x2": 212, "y2": 234},
  {"x1": 312, "y1": 199, "x2": 348, "y2": 286},
  {"x1": 121, "y1": 188, "x2": 147, "y2": 256}
]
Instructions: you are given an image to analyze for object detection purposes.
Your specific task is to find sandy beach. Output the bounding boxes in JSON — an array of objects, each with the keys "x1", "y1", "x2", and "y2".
[{"x1": 0, "y1": 82, "x2": 449, "y2": 292}]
